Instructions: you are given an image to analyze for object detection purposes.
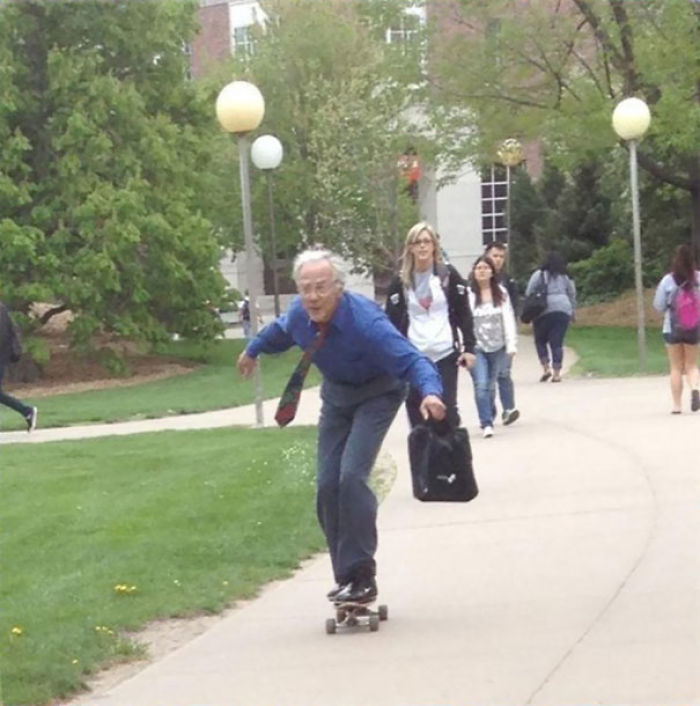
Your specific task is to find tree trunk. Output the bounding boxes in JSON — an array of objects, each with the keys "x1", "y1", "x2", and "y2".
[{"x1": 691, "y1": 181, "x2": 700, "y2": 261}]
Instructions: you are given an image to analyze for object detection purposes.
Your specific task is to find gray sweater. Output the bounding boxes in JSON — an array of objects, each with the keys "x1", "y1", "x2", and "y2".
[{"x1": 525, "y1": 270, "x2": 576, "y2": 318}]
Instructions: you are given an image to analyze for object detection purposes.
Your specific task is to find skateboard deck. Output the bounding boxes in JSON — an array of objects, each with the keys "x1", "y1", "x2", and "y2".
[{"x1": 325, "y1": 601, "x2": 388, "y2": 634}]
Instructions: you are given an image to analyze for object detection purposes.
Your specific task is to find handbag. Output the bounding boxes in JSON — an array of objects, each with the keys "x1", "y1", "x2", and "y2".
[
  {"x1": 520, "y1": 271, "x2": 547, "y2": 324},
  {"x1": 408, "y1": 420, "x2": 478, "y2": 502}
]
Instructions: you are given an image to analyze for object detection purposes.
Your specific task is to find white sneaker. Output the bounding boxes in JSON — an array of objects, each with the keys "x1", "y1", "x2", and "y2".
[
  {"x1": 483, "y1": 425, "x2": 494, "y2": 438},
  {"x1": 502, "y1": 409, "x2": 520, "y2": 426},
  {"x1": 26, "y1": 406, "x2": 38, "y2": 432}
]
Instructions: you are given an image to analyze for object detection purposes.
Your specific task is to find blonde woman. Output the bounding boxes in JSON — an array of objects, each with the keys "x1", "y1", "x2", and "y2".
[{"x1": 386, "y1": 222, "x2": 476, "y2": 428}]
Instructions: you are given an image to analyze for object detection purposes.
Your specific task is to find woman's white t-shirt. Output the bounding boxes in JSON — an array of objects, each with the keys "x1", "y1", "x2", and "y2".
[{"x1": 406, "y1": 273, "x2": 454, "y2": 362}]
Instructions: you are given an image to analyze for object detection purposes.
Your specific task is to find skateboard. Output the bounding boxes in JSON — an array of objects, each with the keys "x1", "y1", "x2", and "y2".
[{"x1": 325, "y1": 600, "x2": 388, "y2": 634}]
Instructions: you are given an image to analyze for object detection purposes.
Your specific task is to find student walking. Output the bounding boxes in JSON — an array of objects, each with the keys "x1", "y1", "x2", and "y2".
[
  {"x1": 484, "y1": 241, "x2": 520, "y2": 425},
  {"x1": 525, "y1": 252, "x2": 576, "y2": 383},
  {"x1": 467, "y1": 255, "x2": 518, "y2": 438},
  {"x1": 0, "y1": 300, "x2": 37, "y2": 431},
  {"x1": 652, "y1": 243, "x2": 700, "y2": 414},
  {"x1": 386, "y1": 221, "x2": 476, "y2": 430},
  {"x1": 238, "y1": 248, "x2": 445, "y2": 604}
]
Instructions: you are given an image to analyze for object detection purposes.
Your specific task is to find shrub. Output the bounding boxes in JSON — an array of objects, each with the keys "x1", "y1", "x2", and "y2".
[{"x1": 568, "y1": 239, "x2": 634, "y2": 304}]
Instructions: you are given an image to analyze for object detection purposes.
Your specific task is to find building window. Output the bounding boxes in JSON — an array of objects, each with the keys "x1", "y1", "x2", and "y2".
[
  {"x1": 385, "y1": 9, "x2": 422, "y2": 49},
  {"x1": 480, "y1": 165, "x2": 508, "y2": 245},
  {"x1": 233, "y1": 25, "x2": 255, "y2": 56}
]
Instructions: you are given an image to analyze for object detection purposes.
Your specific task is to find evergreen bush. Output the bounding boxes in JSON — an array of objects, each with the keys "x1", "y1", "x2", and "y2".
[{"x1": 568, "y1": 239, "x2": 634, "y2": 304}]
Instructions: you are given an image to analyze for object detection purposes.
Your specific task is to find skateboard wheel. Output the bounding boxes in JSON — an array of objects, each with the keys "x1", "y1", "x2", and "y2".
[
  {"x1": 369, "y1": 614, "x2": 380, "y2": 632},
  {"x1": 378, "y1": 604, "x2": 388, "y2": 621},
  {"x1": 325, "y1": 618, "x2": 336, "y2": 634}
]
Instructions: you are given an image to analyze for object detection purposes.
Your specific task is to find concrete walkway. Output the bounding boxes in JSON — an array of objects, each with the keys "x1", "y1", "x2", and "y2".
[{"x1": 7, "y1": 341, "x2": 698, "y2": 705}]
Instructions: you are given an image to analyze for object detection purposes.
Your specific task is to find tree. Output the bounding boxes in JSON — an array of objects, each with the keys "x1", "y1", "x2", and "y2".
[
  {"x1": 214, "y1": 0, "x2": 428, "y2": 282},
  {"x1": 429, "y1": 0, "x2": 700, "y2": 255},
  {"x1": 0, "y1": 0, "x2": 227, "y2": 351}
]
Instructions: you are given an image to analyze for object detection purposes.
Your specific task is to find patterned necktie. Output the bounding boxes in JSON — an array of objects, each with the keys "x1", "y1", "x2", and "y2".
[{"x1": 274, "y1": 324, "x2": 329, "y2": 427}]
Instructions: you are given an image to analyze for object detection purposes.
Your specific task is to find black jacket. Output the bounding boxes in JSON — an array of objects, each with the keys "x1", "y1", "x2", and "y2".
[
  {"x1": 498, "y1": 271, "x2": 520, "y2": 315},
  {"x1": 385, "y1": 263, "x2": 476, "y2": 354},
  {"x1": 0, "y1": 302, "x2": 20, "y2": 366}
]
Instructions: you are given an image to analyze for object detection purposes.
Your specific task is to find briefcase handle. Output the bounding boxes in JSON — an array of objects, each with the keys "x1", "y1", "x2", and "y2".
[{"x1": 423, "y1": 417, "x2": 453, "y2": 437}]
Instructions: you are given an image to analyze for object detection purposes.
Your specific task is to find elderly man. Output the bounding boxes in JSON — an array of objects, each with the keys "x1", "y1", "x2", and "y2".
[{"x1": 237, "y1": 249, "x2": 445, "y2": 604}]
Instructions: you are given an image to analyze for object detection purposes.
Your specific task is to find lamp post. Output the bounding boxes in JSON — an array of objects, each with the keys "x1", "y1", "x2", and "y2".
[
  {"x1": 612, "y1": 96, "x2": 651, "y2": 371},
  {"x1": 497, "y1": 138, "x2": 524, "y2": 272},
  {"x1": 216, "y1": 80, "x2": 265, "y2": 426},
  {"x1": 251, "y1": 134, "x2": 284, "y2": 317}
]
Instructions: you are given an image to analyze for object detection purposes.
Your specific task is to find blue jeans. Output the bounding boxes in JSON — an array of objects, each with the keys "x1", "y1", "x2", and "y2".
[
  {"x1": 316, "y1": 376, "x2": 405, "y2": 585},
  {"x1": 469, "y1": 348, "x2": 508, "y2": 428},
  {"x1": 0, "y1": 365, "x2": 32, "y2": 421},
  {"x1": 533, "y1": 312, "x2": 571, "y2": 368},
  {"x1": 490, "y1": 352, "x2": 515, "y2": 415}
]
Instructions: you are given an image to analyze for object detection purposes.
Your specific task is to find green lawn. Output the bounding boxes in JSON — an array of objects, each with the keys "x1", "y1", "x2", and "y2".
[
  {"x1": 566, "y1": 326, "x2": 668, "y2": 377},
  {"x1": 1, "y1": 339, "x2": 320, "y2": 431},
  {"x1": 0, "y1": 426, "x2": 324, "y2": 706}
]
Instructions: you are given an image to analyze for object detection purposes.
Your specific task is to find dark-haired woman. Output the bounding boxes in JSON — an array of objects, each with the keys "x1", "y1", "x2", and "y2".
[
  {"x1": 467, "y1": 256, "x2": 517, "y2": 438},
  {"x1": 652, "y1": 243, "x2": 700, "y2": 414},
  {"x1": 525, "y1": 252, "x2": 576, "y2": 383}
]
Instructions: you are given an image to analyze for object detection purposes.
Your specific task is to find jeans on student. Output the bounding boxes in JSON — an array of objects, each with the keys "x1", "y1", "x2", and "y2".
[
  {"x1": 316, "y1": 376, "x2": 405, "y2": 585},
  {"x1": 533, "y1": 312, "x2": 571, "y2": 368},
  {"x1": 469, "y1": 348, "x2": 508, "y2": 428},
  {"x1": 490, "y1": 352, "x2": 515, "y2": 414},
  {"x1": 405, "y1": 351, "x2": 460, "y2": 429},
  {"x1": 0, "y1": 365, "x2": 32, "y2": 420}
]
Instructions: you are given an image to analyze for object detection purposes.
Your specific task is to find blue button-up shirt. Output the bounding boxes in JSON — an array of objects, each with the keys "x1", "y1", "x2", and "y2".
[{"x1": 246, "y1": 291, "x2": 443, "y2": 398}]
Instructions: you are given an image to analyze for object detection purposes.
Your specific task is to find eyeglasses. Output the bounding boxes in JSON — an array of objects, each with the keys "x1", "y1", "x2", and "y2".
[
  {"x1": 412, "y1": 237, "x2": 433, "y2": 246},
  {"x1": 298, "y1": 280, "x2": 337, "y2": 298}
]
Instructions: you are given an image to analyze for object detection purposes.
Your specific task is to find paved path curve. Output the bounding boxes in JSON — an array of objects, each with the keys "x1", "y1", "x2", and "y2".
[{"x1": 7, "y1": 341, "x2": 697, "y2": 706}]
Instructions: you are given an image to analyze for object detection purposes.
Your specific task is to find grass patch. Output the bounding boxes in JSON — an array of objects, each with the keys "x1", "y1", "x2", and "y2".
[
  {"x1": 1, "y1": 339, "x2": 320, "y2": 431},
  {"x1": 567, "y1": 326, "x2": 667, "y2": 377},
  {"x1": 0, "y1": 426, "x2": 324, "y2": 705}
]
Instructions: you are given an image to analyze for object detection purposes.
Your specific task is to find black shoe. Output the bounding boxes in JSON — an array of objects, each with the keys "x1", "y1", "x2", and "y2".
[
  {"x1": 692, "y1": 390, "x2": 700, "y2": 412},
  {"x1": 26, "y1": 407, "x2": 38, "y2": 433},
  {"x1": 334, "y1": 577, "x2": 377, "y2": 604},
  {"x1": 326, "y1": 584, "x2": 347, "y2": 601}
]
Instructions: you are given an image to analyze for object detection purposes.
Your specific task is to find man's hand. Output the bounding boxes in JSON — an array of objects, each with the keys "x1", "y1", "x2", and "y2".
[
  {"x1": 458, "y1": 352, "x2": 476, "y2": 369},
  {"x1": 237, "y1": 351, "x2": 256, "y2": 378},
  {"x1": 419, "y1": 394, "x2": 446, "y2": 421}
]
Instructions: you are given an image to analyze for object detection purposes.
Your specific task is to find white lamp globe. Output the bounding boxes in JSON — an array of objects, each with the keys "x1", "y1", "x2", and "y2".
[
  {"x1": 215, "y1": 81, "x2": 265, "y2": 134},
  {"x1": 612, "y1": 97, "x2": 651, "y2": 141},
  {"x1": 251, "y1": 135, "x2": 284, "y2": 170}
]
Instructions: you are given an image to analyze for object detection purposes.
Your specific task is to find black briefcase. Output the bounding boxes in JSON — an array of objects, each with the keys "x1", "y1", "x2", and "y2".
[{"x1": 408, "y1": 421, "x2": 478, "y2": 502}]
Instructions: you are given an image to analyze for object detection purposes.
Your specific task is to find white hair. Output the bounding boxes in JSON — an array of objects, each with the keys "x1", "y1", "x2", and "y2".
[{"x1": 293, "y1": 248, "x2": 347, "y2": 287}]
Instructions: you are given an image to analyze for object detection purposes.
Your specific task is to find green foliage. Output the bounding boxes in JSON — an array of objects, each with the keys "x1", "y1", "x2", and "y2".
[
  {"x1": 568, "y1": 239, "x2": 634, "y2": 304},
  {"x1": 430, "y1": 0, "x2": 699, "y2": 253},
  {"x1": 0, "y1": 427, "x2": 323, "y2": 705},
  {"x1": 211, "y1": 0, "x2": 427, "y2": 276},
  {"x1": 534, "y1": 158, "x2": 614, "y2": 263},
  {"x1": 0, "y1": 0, "x2": 227, "y2": 349}
]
